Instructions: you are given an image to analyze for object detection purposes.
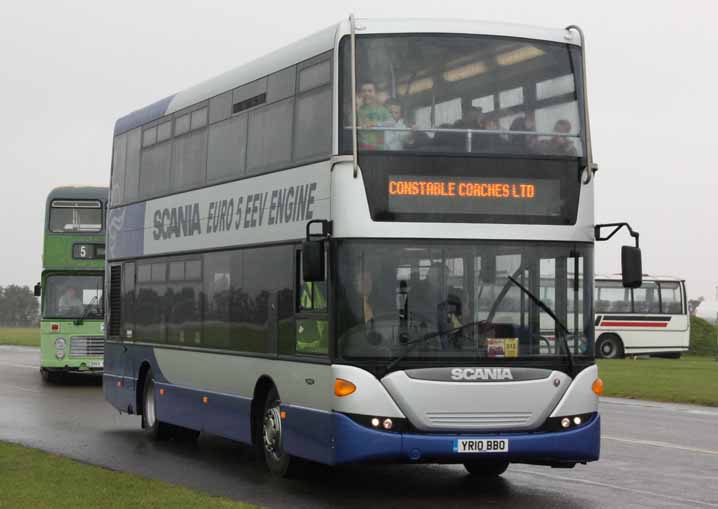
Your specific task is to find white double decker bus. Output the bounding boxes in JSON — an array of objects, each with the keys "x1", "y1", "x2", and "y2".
[
  {"x1": 104, "y1": 17, "x2": 641, "y2": 477},
  {"x1": 594, "y1": 275, "x2": 689, "y2": 358}
]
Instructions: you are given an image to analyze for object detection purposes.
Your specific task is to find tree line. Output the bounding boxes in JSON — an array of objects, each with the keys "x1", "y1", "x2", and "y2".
[{"x1": 0, "y1": 285, "x2": 39, "y2": 327}]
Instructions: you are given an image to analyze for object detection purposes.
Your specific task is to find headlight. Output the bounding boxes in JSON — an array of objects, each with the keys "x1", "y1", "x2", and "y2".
[
  {"x1": 55, "y1": 337, "x2": 66, "y2": 350},
  {"x1": 56, "y1": 350, "x2": 65, "y2": 360}
]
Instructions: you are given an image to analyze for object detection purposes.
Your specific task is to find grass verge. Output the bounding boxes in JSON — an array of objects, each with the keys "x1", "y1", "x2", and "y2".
[
  {"x1": 0, "y1": 327, "x2": 40, "y2": 347},
  {"x1": 598, "y1": 355, "x2": 718, "y2": 407},
  {"x1": 0, "y1": 441, "x2": 257, "y2": 509}
]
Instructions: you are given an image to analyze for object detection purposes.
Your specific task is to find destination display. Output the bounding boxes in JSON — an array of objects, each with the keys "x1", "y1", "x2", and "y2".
[
  {"x1": 387, "y1": 175, "x2": 561, "y2": 216},
  {"x1": 72, "y1": 243, "x2": 105, "y2": 260}
]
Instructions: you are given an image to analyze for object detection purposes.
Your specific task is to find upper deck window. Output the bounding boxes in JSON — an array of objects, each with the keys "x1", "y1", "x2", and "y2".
[
  {"x1": 49, "y1": 200, "x2": 103, "y2": 233},
  {"x1": 340, "y1": 34, "x2": 584, "y2": 157}
]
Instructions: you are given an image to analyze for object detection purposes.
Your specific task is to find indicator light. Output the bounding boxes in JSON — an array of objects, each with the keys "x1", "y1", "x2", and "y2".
[
  {"x1": 334, "y1": 378, "x2": 356, "y2": 397},
  {"x1": 592, "y1": 378, "x2": 605, "y2": 396}
]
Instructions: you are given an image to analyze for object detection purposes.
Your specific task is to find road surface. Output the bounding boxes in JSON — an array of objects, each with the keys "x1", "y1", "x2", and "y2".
[{"x1": 1, "y1": 345, "x2": 716, "y2": 508}]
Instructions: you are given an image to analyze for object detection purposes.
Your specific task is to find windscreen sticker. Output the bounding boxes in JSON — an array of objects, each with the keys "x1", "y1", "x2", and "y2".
[{"x1": 487, "y1": 338, "x2": 519, "y2": 358}]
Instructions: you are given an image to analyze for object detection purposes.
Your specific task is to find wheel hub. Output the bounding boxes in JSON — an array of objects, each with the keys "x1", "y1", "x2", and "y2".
[
  {"x1": 145, "y1": 379, "x2": 156, "y2": 428},
  {"x1": 263, "y1": 405, "x2": 283, "y2": 461}
]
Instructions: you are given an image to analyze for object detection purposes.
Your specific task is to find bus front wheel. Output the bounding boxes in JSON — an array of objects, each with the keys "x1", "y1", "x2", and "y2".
[
  {"x1": 260, "y1": 386, "x2": 298, "y2": 477},
  {"x1": 141, "y1": 369, "x2": 172, "y2": 441},
  {"x1": 596, "y1": 334, "x2": 624, "y2": 359},
  {"x1": 464, "y1": 460, "x2": 509, "y2": 477}
]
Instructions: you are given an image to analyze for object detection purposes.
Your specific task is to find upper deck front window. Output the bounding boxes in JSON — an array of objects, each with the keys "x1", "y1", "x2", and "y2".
[
  {"x1": 49, "y1": 200, "x2": 103, "y2": 233},
  {"x1": 340, "y1": 34, "x2": 584, "y2": 157}
]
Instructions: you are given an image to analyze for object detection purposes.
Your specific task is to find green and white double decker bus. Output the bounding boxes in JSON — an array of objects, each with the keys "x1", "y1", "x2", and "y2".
[{"x1": 36, "y1": 186, "x2": 108, "y2": 382}]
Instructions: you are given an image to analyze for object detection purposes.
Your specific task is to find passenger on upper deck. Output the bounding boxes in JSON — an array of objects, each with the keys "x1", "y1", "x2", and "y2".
[
  {"x1": 508, "y1": 116, "x2": 538, "y2": 154},
  {"x1": 357, "y1": 81, "x2": 391, "y2": 150},
  {"x1": 383, "y1": 99, "x2": 412, "y2": 150},
  {"x1": 537, "y1": 119, "x2": 578, "y2": 156},
  {"x1": 453, "y1": 106, "x2": 483, "y2": 130}
]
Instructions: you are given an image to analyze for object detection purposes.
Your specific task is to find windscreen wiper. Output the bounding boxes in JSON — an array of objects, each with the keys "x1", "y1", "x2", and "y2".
[
  {"x1": 73, "y1": 296, "x2": 99, "y2": 326},
  {"x1": 507, "y1": 276, "x2": 575, "y2": 375},
  {"x1": 384, "y1": 319, "x2": 490, "y2": 373}
]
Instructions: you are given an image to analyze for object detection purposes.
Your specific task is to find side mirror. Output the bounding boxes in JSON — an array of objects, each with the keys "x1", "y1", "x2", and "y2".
[
  {"x1": 621, "y1": 246, "x2": 642, "y2": 288},
  {"x1": 34, "y1": 283, "x2": 41, "y2": 297},
  {"x1": 302, "y1": 240, "x2": 325, "y2": 282}
]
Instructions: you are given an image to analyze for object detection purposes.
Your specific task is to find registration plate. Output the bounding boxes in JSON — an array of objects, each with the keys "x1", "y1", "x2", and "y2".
[
  {"x1": 88, "y1": 360, "x2": 104, "y2": 368},
  {"x1": 453, "y1": 439, "x2": 509, "y2": 454}
]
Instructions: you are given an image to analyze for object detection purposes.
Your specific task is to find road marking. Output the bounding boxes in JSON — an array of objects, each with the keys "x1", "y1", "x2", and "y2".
[
  {"x1": 0, "y1": 361, "x2": 38, "y2": 370},
  {"x1": 512, "y1": 468, "x2": 718, "y2": 508},
  {"x1": 604, "y1": 435, "x2": 718, "y2": 456}
]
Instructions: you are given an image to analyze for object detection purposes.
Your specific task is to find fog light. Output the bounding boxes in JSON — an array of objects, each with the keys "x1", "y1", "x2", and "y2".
[
  {"x1": 371, "y1": 418, "x2": 380, "y2": 428},
  {"x1": 54, "y1": 337, "x2": 66, "y2": 350},
  {"x1": 573, "y1": 416, "x2": 582, "y2": 426},
  {"x1": 561, "y1": 417, "x2": 571, "y2": 429},
  {"x1": 382, "y1": 418, "x2": 393, "y2": 430},
  {"x1": 56, "y1": 350, "x2": 65, "y2": 360}
]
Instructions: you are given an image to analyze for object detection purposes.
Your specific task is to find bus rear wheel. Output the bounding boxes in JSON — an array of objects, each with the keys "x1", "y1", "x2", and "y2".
[
  {"x1": 141, "y1": 369, "x2": 172, "y2": 441},
  {"x1": 596, "y1": 334, "x2": 624, "y2": 359},
  {"x1": 260, "y1": 386, "x2": 298, "y2": 477},
  {"x1": 464, "y1": 460, "x2": 509, "y2": 477}
]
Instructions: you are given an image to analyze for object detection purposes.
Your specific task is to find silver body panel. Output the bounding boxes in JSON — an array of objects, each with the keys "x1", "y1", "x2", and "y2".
[{"x1": 381, "y1": 369, "x2": 571, "y2": 431}]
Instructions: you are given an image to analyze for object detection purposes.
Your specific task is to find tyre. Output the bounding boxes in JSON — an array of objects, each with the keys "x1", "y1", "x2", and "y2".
[
  {"x1": 464, "y1": 460, "x2": 509, "y2": 477},
  {"x1": 141, "y1": 369, "x2": 172, "y2": 441},
  {"x1": 40, "y1": 368, "x2": 62, "y2": 384},
  {"x1": 260, "y1": 386, "x2": 298, "y2": 477},
  {"x1": 596, "y1": 334, "x2": 624, "y2": 359}
]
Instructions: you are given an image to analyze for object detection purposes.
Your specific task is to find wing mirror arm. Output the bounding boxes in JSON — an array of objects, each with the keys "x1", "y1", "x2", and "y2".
[{"x1": 595, "y1": 223, "x2": 642, "y2": 288}]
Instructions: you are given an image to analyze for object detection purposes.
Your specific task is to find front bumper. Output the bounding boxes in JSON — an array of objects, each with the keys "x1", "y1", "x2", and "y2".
[{"x1": 332, "y1": 412, "x2": 600, "y2": 465}]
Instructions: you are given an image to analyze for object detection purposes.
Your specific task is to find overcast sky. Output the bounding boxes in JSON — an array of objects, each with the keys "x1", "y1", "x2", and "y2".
[{"x1": 1, "y1": 0, "x2": 716, "y2": 310}]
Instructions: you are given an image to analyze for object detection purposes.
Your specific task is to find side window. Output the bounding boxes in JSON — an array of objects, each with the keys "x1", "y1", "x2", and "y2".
[
  {"x1": 207, "y1": 114, "x2": 248, "y2": 183},
  {"x1": 135, "y1": 261, "x2": 167, "y2": 344},
  {"x1": 632, "y1": 281, "x2": 659, "y2": 314},
  {"x1": 167, "y1": 259, "x2": 202, "y2": 347},
  {"x1": 294, "y1": 86, "x2": 332, "y2": 162},
  {"x1": 296, "y1": 249, "x2": 327, "y2": 312},
  {"x1": 595, "y1": 281, "x2": 631, "y2": 313},
  {"x1": 293, "y1": 249, "x2": 328, "y2": 356},
  {"x1": 172, "y1": 128, "x2": 208, "y2": 192},
  {"x1": 124, "y1": 127, "x2": 141, "y2": 204},
  {"x1": 659, "y1": 282, "x2": 683, "y2": 314},
  {"x1": 111, "y1": 134, "x2": 127, "y2": 206},
  {"x1": 140, "y1": 142, "x2": 172, "y2": 199},
  {"x1": 246, "y1": 98, "x2": 294, "y2": 174}
]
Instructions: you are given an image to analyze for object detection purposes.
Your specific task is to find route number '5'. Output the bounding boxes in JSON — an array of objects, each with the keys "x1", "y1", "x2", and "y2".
[{"x1": 79, "y1": 246, "x2": 87, "y2": 258}]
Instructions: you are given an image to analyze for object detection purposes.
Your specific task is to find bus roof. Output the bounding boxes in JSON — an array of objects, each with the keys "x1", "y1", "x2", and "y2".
[
  {"x1": 114, "y1": 17, "x2": 582, "y2": 137},
  {"x1": 46, "y1": 186, "x2": 108, "y2": 204},
  {"x1": 595, "y1": 274, "x2": 685, "y2": 283}
]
